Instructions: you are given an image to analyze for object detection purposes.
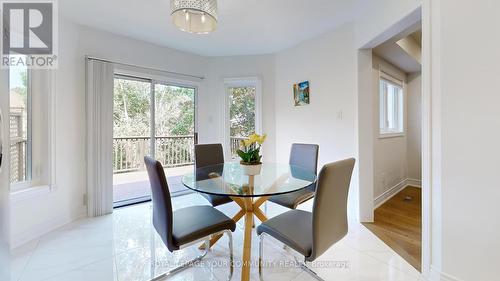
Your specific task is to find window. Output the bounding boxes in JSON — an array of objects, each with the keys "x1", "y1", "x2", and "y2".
[
  {"x1": 379, "y1": 76, "x2": 404, "y2": 136},
  {"x1": 224, "y1": 78, "x2": 262, "y2": 159},
  {"x1": 9, "y1": 60, "x2": 31, "y2": 184}
]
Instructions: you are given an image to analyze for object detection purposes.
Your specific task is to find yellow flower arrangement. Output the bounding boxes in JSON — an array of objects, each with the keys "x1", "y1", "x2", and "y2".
[{"x1": 237, "y1": 133, "x2": 267, "y2": 165}]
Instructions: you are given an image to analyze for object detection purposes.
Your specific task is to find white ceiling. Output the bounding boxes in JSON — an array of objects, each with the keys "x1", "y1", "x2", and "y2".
[{"x1": 60, "y1": 0, "x2": 365, "y2": 57}]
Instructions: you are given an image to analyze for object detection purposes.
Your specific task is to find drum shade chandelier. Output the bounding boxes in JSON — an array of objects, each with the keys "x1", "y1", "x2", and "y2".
[{"x1": 171, "y1": 0, "x2": 218, "y2": 34}]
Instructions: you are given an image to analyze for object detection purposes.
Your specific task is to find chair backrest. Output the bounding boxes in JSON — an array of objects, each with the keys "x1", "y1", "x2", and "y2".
[
  {"x1": 144, "y1": 156, "x2": 176, "y2": 251},
  {"x1": 194, "y1": 143, "x2": 224, "y2": 168},
  {"x1": 289, "y1": 143, "x2": 319, "y2": 174},
  {"x1": 309, "y1": 158, "x2": 356, "y2": 261}
]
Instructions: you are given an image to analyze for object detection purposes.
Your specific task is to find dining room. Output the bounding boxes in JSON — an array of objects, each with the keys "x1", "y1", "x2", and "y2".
[
  {"x1": 6, "y1": 0, "x2": 500, "y2": 281},
  {"x1": 5, "y1": 1, "x2": 423, "y2": 279}
]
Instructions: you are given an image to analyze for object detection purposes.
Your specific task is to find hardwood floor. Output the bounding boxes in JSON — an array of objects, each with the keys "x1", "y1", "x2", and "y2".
[{"x1": 363, "y1": 186, "x2": 422, "y2": 271}]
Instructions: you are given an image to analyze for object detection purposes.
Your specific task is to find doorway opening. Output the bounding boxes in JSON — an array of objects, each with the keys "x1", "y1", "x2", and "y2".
[
  {"x1": 357, "y1": 9, "x2": 424, "y2": 272},
  {"x1": 112, "y1": 75, "x2": 197, "y2": 207}
]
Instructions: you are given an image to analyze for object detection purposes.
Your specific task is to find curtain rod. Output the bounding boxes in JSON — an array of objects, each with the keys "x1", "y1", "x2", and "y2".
[{"x1": 86, "y1": 56, "x2": 205, "y2": 80}]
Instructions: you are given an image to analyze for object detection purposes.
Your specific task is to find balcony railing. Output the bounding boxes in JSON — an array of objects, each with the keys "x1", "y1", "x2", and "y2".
[
  {"x1": 230, "y1": 136, "x2": 246, "y2": 157},
  {"x1": 113, "y1": 136, "x2": 248, "y2": 174},
  {"x1": 10, "y1": 138, "x2": 27, "y2": 183},
  {"x1": 113, "y1": 136, "x2": 195, "y2": 174}
]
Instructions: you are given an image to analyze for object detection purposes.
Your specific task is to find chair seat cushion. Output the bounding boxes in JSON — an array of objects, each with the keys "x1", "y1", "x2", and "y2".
[
  {"x1": 201, "y1": 193, "x2": 233, "y2": 207},
  {"x1": 257, "y1": 209, "x2": 313, "y2": 257},
  {"x1": 268, "y1": 186, "x2": 315, "y2": 209},
  {"x1": 172, "y1": 206, "x2": 236, "y2": 247}
]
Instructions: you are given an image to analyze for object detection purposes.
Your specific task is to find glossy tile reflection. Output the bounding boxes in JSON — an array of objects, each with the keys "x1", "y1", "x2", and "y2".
[{"x1": 10, "y1": 193, "x2": 422, "y2": 281}]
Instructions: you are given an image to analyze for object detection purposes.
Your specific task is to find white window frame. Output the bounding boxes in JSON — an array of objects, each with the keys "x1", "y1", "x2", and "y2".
[
  {"x1": 10, "y1": 70, "x2": 57, "y2": 197},
  {"x1": 379, "y1": 72, "x2": 405, "y2": 138},
  {"x1": 223, "y1": 77, "x2": 262, "y2": 160}
]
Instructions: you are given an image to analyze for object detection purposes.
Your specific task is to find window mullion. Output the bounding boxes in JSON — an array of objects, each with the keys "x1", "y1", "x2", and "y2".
[{"x1": 150, "y1": 81, "x2": 156, "y2": 159}]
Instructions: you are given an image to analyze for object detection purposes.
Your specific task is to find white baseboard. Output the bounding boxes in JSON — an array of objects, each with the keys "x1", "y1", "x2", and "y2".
[
  {"x1": 10, "y1": 208, "x2": 87, "y2": 249},
  {"x1": 428, "y1": 266, "x2": 464, "y2": 281},
  {"x1": 407, "y1": 178, "x2": 422, "y2": 188},
  {"x1": 374, "y1": 178, "x2": 421, "y2": 209}
]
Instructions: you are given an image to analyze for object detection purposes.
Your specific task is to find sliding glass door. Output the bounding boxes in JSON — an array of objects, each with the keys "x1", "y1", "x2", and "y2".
[{"x1": 113, "y1": 75, "x2": 197, "y2": 207}]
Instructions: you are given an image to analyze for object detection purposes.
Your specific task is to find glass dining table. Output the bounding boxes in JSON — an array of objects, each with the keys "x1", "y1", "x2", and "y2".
[{"x1": 182, "y1": 162, "x2": 316, "y2": 281}]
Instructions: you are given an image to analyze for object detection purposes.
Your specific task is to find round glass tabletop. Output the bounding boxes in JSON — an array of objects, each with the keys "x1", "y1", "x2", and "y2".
[{"x1": 182, "y1": 162, "x2": 317, "y2": 197}]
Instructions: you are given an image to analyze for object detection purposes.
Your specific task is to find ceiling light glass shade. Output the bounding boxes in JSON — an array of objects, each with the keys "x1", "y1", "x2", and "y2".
[{"x1": 171, "y1": 0, "x2": 218, "y2": 34}]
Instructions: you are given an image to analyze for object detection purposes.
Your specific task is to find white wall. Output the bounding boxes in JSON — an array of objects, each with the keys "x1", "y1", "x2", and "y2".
[
  {"x1": 274, "y1": 23, "x2": 359, "y2": 218},
  {"x1": 429, "y1": 0, "x2": 500, "y2": 280},
  {"x1": 407, "y1": 72, "x2": 421, "y2": 180},
  {"x1": 372, "y1": 55, "x2": 409, "y2": 199}
]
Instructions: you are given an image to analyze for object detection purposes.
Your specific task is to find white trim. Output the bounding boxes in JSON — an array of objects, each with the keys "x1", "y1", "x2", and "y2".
[
  {"x1": 429, "y1": 266, "x2": 464, "y2": 281},
  {"x1": 378, "y1": 132, "x2": 405, "y2": 139},
  {"x1": 407, "y1": 178, "x2": 422, "y2": 187},
  {"x1": 9, "y1": 185, "x2": 53, "y2": 203},
  {"x1": 421, "y1": 0, "x2": 434, "y2": 277},
  {"x1": 10, "y1": 207, "x2": 86, "y2": 250},
  {"x1": 374, "y1": 179, "x2": 407, "y2": 208},
  {"x1": 373, "y1": 178, "x2": 422, "y2": 209}
]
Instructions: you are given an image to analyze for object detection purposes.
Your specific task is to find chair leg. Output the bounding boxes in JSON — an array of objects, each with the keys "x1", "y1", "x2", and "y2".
[
  {"x1": 150, "y1": 239, "x2": 210, "y2": 281},
  {"x1": 259, "y1": 233, "x2": 265, "y2": 280},
  {"x1": 294, "y1": 257, "x2": 325, "y2": 281},
  {"x1": 225, "y1": 230, "x2": 234, "y2": 281}
]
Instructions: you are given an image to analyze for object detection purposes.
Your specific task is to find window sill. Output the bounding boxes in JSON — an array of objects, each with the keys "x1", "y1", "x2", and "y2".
[
  {"x1": 10, "y1": 184, "x2": 56, "y2": 203},
  {"x1": 378, "y1": 132, "x2": 405, "y2": 139}
]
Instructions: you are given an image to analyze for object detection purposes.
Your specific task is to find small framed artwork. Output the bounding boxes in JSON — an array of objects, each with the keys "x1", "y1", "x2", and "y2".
[{"x1": 293, "y1": 81, "x2": 310, "y2": 106}]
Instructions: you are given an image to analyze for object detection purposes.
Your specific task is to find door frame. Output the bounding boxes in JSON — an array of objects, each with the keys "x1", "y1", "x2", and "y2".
[{"x1": 356, "y1": 5, "x2": 434, "y2": 277}]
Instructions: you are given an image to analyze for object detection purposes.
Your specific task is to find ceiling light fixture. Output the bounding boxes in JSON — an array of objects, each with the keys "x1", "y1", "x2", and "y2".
[{"x1": 171, "y1": 0, "x2": 217, "y2": 34}]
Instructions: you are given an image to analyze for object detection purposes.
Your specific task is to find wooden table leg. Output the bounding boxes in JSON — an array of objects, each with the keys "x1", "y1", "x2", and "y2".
[
  {"x1": 253, "y1": 207, "x2": 268, "y2": 223},
  {"x1": 241, "y1": 198, "x2": 254, "y2": 281},
  {"x1": 196, "y1": 195, "x2": 271, "y2": 281}
]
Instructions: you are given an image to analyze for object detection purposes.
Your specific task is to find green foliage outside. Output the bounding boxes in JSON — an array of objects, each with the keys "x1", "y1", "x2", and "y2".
[
  {"x1": 229, "y1": 87, "x2": 255, "y2": 138},
  {"x1": 113, "y1": 79, "x2": 195, "y2": 137}
]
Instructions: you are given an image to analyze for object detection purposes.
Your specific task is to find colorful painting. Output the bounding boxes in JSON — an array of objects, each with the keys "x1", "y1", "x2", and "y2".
[{"x1": 293, "y1": 81, "x2": 310, "y2": 106}]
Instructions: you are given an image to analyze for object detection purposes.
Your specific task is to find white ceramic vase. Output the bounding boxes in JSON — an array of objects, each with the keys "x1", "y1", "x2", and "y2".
[{"x1": 241, "y1": 163, "x2": 262, "y2": 176}]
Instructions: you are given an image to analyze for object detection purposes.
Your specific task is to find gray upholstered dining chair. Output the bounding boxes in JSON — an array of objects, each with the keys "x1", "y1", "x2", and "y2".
[
  {"x1": 144, "y1": 156, "x2": 236, "y2": 280},
  {"x1": 257, "y1": 158, "x2": 356, "y2": 281},
  {"x1": 194, "y1": 143, "x2": 233, "y2": 207},
  {"x1": 268, "y1": 143, "x2": 319, "y2": 209}
]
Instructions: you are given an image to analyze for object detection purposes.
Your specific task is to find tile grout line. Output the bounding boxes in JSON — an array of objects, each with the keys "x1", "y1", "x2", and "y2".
[{"x1": 15, "y1": 238, "x2": 41, "y2": 281}]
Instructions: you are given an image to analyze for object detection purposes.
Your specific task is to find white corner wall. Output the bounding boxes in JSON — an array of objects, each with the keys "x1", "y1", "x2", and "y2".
[
  {"x1": 429, "y1": 0, "x2": 500, "y2": 280},
  {"x1": 407, "y1": 72, "x2": 422, "y2": 181}
]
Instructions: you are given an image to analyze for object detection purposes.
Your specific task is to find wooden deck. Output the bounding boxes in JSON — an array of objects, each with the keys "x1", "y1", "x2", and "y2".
[
  {"x1": 113, "y1": 165, "x2": 193, "y2": 203},
  {"x1": 363, "y1": 186, "x2": 422, "y2": 271}
]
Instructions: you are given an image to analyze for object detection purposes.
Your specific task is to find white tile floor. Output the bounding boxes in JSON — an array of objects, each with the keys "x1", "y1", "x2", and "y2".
[{"x1": 10, "y1": 194, "x2": 423, "y2": 281}]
